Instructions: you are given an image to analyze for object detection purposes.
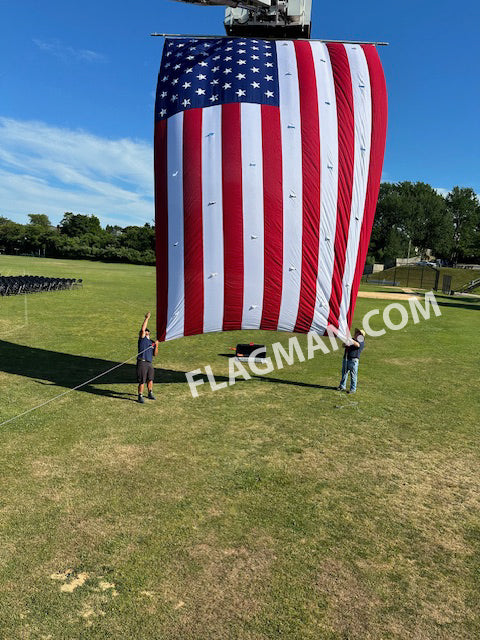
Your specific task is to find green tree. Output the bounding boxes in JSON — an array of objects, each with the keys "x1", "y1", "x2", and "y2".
[
  {"x1": 119, "y1": 223, "x2": 155, "y2": 252},
  {"x1": 0, "y1": 220, "x2": 25, "y2": 253},
  {"x1": 59, "y1": 212, "x2": 102, "y2": 237},
  {"x1": 446, "y1": 187, "x2": 480, "y2": 263},
  {"x1": 371, "y1": 182, "x2": 453, "y2": 263},
  {"x1": 28, "y1": 214, "x2": 51, "y2": 228}
]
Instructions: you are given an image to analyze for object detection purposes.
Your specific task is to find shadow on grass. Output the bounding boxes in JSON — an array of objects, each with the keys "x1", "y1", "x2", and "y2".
[
  {"x1": 0, "y1": 341, "x2": 338, "y2": 402},
  {"x1": 217, "y1": 353, "x2": 337, "y2": 391},
  {"x1": 253, "y1": 376, "x2": 337, "y2": 390},
  {"x1": 434, "y1": 299, "x2": 480, "y2": 311},
  {"x1": 0, "y1": 339, "x2": 230, "y2": 401}
]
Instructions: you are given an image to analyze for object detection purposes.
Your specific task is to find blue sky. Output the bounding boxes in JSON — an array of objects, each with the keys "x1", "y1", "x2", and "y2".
[{"x1": 1, "y1": 0, "x2": 478, "y2": 226}]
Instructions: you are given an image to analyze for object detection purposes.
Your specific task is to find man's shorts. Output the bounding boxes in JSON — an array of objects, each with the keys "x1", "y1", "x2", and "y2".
[{"x1": 136, "y1": 360, "x2": 154, "y2": 384}]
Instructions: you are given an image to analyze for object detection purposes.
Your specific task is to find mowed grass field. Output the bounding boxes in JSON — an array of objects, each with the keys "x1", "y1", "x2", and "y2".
[{"x1": 0, "y1": 255, "x2": 479, "y2": 640}]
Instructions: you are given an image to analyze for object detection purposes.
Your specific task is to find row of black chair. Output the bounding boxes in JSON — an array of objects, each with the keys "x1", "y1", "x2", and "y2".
[{"x1": 0, "y1": 275, "x2": 83, "y2": 296}]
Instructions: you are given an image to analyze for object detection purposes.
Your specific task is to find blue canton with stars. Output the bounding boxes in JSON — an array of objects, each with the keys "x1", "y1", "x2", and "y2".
[{"x1": 155, "y1": 38, "x2": 279, "y2": 121}]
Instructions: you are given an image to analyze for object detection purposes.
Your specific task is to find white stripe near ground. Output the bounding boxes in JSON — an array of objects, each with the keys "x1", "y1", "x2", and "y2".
[
  {"x1": 310, "y1": 41, "x2": 339, "y2": 334},
  {"x1": 338, "y1": 44, "x2": 372, "y2": 338},
  {"x1": 165, "y1": 112, "x2": 185, "y2": 341},
  {"x1": 240, "y1": 103, "x2": 265, "y2": 329},
  {"x1": 201, "y1": 105, "x2": 225, "y2": 334},
  {"x1": 276, "y1": 41, "x2": 303, "y2": 332}
]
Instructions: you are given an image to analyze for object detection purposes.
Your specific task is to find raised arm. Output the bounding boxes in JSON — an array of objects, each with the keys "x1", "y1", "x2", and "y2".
[
  {"x1": 342, "y1": 339, "x2": 360, "y2": 348},
  {"x1": 139, "y1": 312, "x2": 150, "y2": 338}
]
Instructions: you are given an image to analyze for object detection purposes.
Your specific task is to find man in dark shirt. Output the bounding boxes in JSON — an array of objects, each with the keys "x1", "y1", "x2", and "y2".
[
  {"x1": 337, "y1": 328, "x2": 365, "y2": 394},
  {"x1": 137, "y1": 312, "x2": 158, "y2": 404}
]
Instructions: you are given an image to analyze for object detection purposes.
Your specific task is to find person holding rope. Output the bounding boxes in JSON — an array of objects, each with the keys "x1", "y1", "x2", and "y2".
[
  {"x1": 137, "y1": 312, "x2": 158, "y2": 404},
  {"x1": 337, "y1": 328, "x2": 365, "y2": 394}
]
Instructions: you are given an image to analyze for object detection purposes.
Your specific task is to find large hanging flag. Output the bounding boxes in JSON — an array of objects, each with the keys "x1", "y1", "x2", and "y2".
[{"x1": 155, "y1": 37, "x2": 387, "y2": 341}]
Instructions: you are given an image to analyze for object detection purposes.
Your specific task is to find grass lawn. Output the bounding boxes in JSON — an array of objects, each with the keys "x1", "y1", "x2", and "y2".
[{"x1": 0, "y1": 255, "x2": 479, "y2": 639}]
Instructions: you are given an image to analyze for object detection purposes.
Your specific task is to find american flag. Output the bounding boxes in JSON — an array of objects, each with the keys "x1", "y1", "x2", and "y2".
[{"x1": 154, "y1": 37, "x2": 387, "y2": 342}]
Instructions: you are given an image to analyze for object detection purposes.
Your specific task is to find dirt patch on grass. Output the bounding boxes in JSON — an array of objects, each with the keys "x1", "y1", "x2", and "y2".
[
  {"x1": 317, "y1": 558, "x2": 381, "y2": 638},
  {"x1": 357, "y1": 291, "x2": 421, "y2": 300},
  {"x1": 30, "y1": 457, "x2": 64, "y2": 480},
  {"x1": 373, "y1": 451, "x2": 480, "y2": 553},
  {"x1": 49, "y1": 569, "x2": 74, "y2": 581},
  {"x1": 387, "y1": 357, "x2": 438, "y2": 366},
  {"x1": 71, "y1": 442, "x2": 145, "y2": 473},
  {"x1": 160, "y1": 537, "x2": 275, "y2": 636},
  {"x1": 50, "y1": 571, "x2": 89, "y2": 593},
  {"x1": 98, "y1": 580, "x2": 118, "y2": 596},
  {"x1": 79, "y1": 602, "x2": 105, "y2": 627}
]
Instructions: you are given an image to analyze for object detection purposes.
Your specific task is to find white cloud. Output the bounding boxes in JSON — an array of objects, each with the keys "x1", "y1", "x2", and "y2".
[
  {"x1": 0, "y1": 117, "x2": 154, "y2": 226},
  {"x1": 33, "y1": 39, "x2": 107, "y2": 63},
  {"x1": 434, "y1": 187, "x2": 450, "y2": 198}
]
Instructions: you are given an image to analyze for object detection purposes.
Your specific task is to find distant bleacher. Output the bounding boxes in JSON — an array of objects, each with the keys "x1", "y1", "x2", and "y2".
[{"x1": 0, "y1": 275, "x2": 83, "y2": 296}]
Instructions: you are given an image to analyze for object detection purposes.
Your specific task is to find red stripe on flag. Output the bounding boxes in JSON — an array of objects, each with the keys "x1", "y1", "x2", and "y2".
[
  {"x1": 260, "y1": 104, "x2": 283, "y2": 331},
  {"x1": 183, "y1": 109, "x2": 204, "y2": 337},
  {"x1": 326, "y1": 43, "x2": 355, "y2": 330},
  {"x1": 347, "y1": 45, "x2": 388, "y2": 327},
  {"x1": 293, "y1": 41, "x2": 321, "y2": 334},
  {"x1": 222, "y1": 103, "x2": 244, "y2": 331},
  {"x1": 154, "y1": 119, "x2": 168, "y2": 342}
]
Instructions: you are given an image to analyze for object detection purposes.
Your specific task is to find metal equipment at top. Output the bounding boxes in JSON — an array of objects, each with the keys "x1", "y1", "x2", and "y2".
[{"x1": 172, "y1": 0, "x2": 312, "y2": 38}]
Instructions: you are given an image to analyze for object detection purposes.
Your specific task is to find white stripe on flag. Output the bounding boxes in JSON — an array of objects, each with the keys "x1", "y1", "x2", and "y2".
[
  {"x1": 240, "y1": 103, "x2": 265, "y2": 330},
  {"x1": 309, "y1": 41, "x2": 339, "y2": 335},
  {"x1": 166, "y1": 112, "x2": 185, "y2": 341},
  {"x1": 276, "y1": 41, "x2": 303, "y2": 333},
  {"x1": 338, "y1": 44, "x2": 372, "y2": 337},
  {"x1": 202, "y1": 105, "x2": 225, "y2": 334}
]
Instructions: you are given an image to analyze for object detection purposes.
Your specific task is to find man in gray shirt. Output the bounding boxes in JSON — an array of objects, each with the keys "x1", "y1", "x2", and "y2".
[
  {"x1": 137, "y1": 312, "x2": 159, "y2": 403},
  {"x1": 337, "y1": 328, "x2": 365, "y2": 394}
]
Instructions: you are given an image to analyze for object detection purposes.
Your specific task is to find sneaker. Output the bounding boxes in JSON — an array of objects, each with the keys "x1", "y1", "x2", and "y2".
[
  {"x1": 147, "y1": 392, "x2": 156, "y2": 400},
  {"x1": 137, "y1": 394, "x2": 145, "y2": 403},
  {"x1": 347, "y1": 390, "x2": 356, "y2": 395},
  {"x1": 336, "y1": 386, "x2": 346, "y2": 391}
]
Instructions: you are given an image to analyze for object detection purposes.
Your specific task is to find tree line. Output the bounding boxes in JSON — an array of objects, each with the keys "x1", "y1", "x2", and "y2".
[
  {"x1": 1, "y1": 182, "x2": 479, "y2": 267},
  {"x1": 0, "y1": 212, "x2": 155, "y2": 265},
  {"x1": 370, "y1": 183, "x2": 480, "y2": 266}
]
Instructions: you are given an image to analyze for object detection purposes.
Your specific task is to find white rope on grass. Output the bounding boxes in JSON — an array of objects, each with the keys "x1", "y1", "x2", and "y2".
[{"x1": 0, "y1": 345, "x2": 154, "y2": 429}]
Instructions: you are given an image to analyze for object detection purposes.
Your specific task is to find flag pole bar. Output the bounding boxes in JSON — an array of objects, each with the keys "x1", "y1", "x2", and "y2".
[{"x1": 150, "y1": 33, "x2": 389, "y2": 45}]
